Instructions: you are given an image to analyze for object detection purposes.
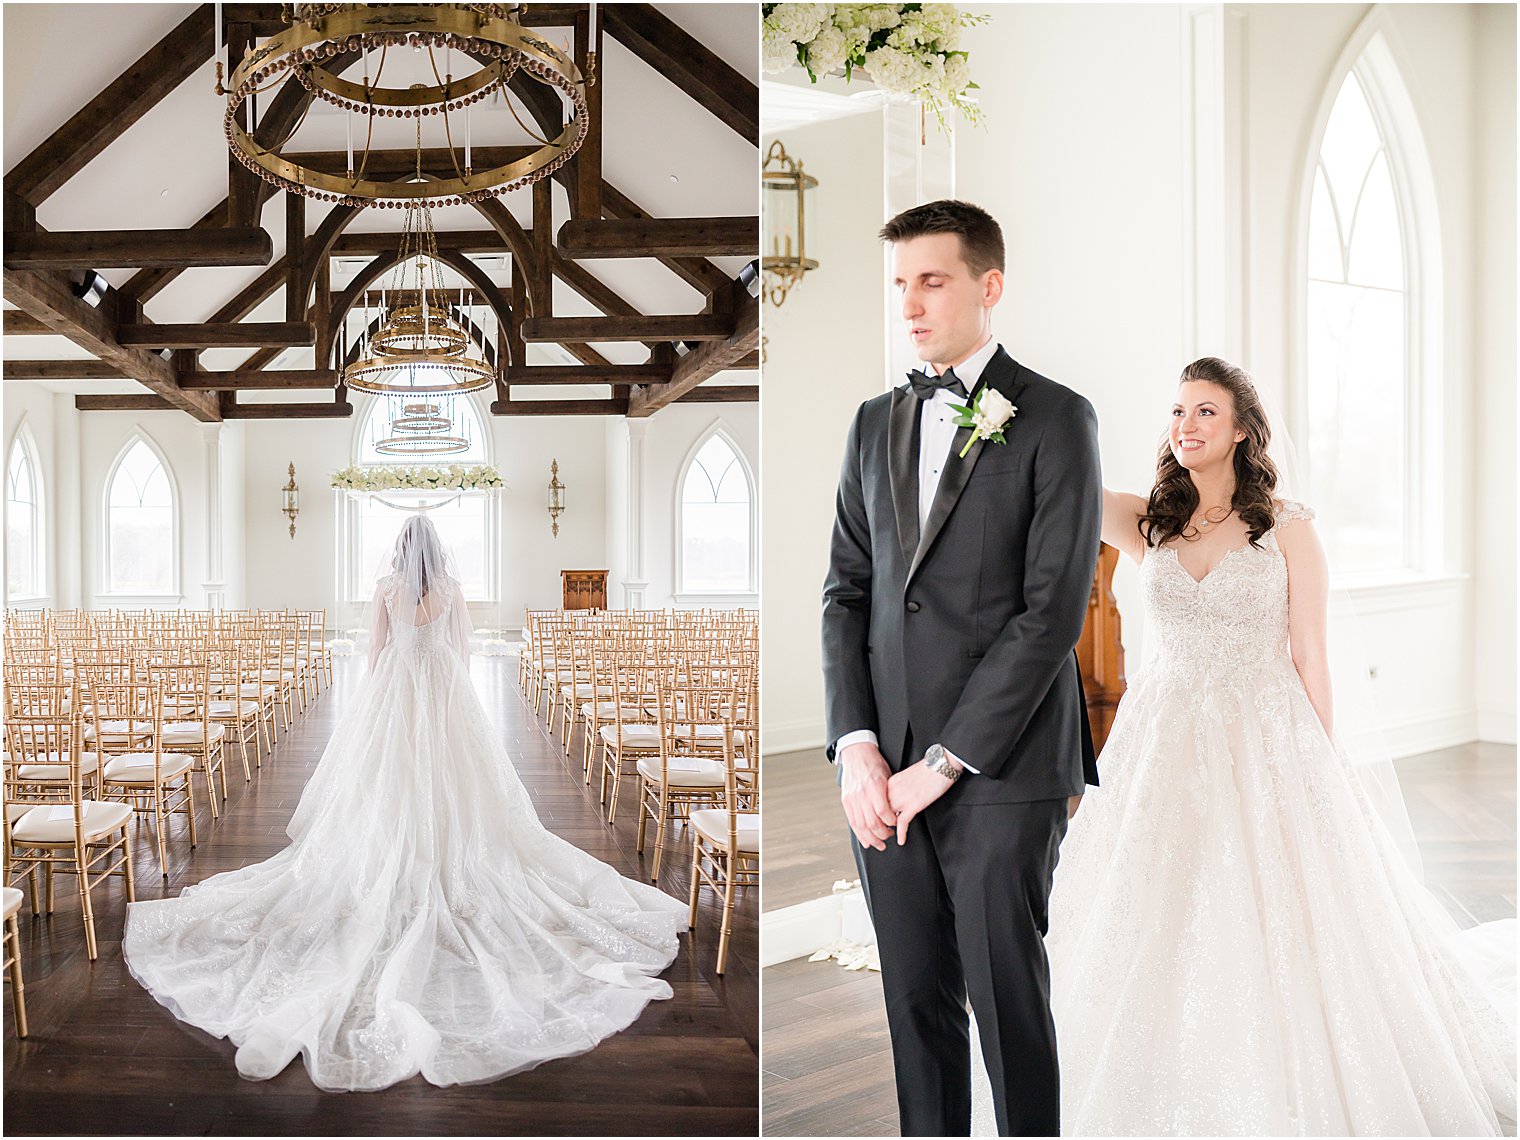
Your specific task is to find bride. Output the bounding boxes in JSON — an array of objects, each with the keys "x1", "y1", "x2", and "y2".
[
  {"x1": 123, "y1": 516, "x2": 686, "y2": 1092},
  {"x1": 1042, "y1": 357, "x2": 1515, "y2": 1135}
]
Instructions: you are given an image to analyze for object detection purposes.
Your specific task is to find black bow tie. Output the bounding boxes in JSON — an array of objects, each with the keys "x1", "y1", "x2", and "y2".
[{"x1": 909, "y1": 367, "x2": 968, "y2": 401}]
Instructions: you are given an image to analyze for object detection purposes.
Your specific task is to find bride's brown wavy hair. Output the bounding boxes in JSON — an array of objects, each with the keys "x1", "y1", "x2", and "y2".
[{"x1": 1140, "y1": 357, "x2": 1280, "y2": 549}]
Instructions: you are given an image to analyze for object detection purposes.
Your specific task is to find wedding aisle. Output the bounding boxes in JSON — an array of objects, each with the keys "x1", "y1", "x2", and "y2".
[
  {"x1": 759, "y1": 743, "x2": 1517, "y2": 1137},
  {"x1": 3, "y1": 653, "x2": 758, "y2": 1137}
]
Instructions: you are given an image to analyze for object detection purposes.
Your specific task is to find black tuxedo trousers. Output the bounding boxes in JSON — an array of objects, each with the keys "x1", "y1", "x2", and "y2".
[{"x1": 854, "y1": 728, "x2": 1069, "y2": 1137}]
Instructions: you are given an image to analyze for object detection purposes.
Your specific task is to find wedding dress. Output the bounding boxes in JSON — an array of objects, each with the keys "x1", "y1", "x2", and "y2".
[
  {"x1": 1043, "y1": 501, "x2": 1516, "y2": 1136},
  {"x1": 123, "y1": 549, "x2": 685, "y2": 1091}
]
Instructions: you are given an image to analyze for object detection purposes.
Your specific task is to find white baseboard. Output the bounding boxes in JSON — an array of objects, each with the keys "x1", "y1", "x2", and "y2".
[
  {"x1": 762, "y1": 716, "x2": 826, "y2": 757},
  {"x1": 1384, "y1": 708, "x2": 1478, "y2": 759},
  {"x1": 1477, "y1": 707, "x2": 1518, "y2": 746},
  {"x1": 761, "y1": 895, "x2": 842, "y2": 967}
]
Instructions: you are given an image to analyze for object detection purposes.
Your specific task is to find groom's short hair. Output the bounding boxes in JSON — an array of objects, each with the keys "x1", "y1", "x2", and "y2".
[{"x1": 879, "y1": 200, "x2": 1005, "y2": 277}]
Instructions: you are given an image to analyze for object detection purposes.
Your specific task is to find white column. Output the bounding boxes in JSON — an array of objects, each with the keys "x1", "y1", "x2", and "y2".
[
  {"x1": 200, "y1": 423, "x2": 227, "y2": 610},
  {"x1": 52, "y1": 392, "x2": 83, "y2": 608},
  {"x1": 623, "y1": 420, "x2": 648, "y2": 609}
]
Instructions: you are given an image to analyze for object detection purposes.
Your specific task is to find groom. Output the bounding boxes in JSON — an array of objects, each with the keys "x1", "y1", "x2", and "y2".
[{"x1": 821, "y1": 200, "x2": 1102, "y2": 1137}]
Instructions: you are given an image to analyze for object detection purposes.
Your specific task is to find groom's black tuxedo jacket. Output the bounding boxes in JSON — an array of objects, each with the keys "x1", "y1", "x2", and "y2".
[{"x1": 822, "y1": 348, "x2": 1102, "y2": 805}]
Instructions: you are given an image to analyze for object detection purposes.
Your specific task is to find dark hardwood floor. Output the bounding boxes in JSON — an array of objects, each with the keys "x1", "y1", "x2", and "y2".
[
  {"x1": 3, "y1": 653, "x2": 758, "y2": 1136},
  {"x1": 760, "y1": 742, "x2": 1518, "y2": 1136}
]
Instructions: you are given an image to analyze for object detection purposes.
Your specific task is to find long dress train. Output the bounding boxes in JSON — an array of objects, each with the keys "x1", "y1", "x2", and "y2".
[
  {"x1": 123, "y1": 578, "x2": 685, "y2": 1092},
  {"x1": 1042, "y1": 502, "x2": 1515, "y2": 1135}
]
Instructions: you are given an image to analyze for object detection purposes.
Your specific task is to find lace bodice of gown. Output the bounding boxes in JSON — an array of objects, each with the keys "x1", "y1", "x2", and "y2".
[
  {"x1": 370, "y1": 573, "x2": 473, "y2": 667},
  {"x1": 1139, "y1": 499, "x2": 1313, "y2": 686}
]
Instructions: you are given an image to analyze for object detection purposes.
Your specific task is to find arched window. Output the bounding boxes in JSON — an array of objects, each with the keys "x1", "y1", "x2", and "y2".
[
  {"x1": 679, "y1": 430, "x2": 753, "y2": 593},
  {"x1": 106, "y1": 437, "x2": 175, "y2": 595},
  {"x1": 343, "y1": 394, "x2": 495, "y2": 603},
  {"x1": 1304, "y1": 36, "x2": 1436, "y2": 576},
  {"x1": 6, "y1": 427, "x2": 44, "y2": 600}
]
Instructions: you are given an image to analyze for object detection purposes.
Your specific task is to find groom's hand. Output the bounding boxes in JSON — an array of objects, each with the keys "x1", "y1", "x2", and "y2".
[
  {"x1": 887, "y1": 762, "x2": 956, "y2": 845},
  {"x1": 839, "y1": 742, "x2": 896, "y2": 852}
]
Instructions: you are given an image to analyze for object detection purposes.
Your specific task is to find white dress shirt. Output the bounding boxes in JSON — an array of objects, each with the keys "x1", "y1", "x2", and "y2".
[{"x1": 835, "y1": 337, "x2": 1001, "y2": 774}]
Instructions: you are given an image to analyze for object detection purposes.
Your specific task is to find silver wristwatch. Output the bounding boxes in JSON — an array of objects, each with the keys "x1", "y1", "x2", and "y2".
[{"x1": 922, "y1": 743, "x2": 962, "y2": 783}]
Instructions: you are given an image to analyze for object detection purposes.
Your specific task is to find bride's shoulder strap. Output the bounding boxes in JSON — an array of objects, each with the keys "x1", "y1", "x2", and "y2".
[{"x1": 1273, "y1": 498, "x2": 1316, "y2": 525}]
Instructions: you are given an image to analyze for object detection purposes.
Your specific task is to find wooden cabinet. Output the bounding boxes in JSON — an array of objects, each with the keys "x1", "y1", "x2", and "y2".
[
  {"x1": 561, "y1": 570, "x2": 608, "y2": 611},
  {"x1": 1077, "y1": 545, "x2": 1127, "y2": 752}
]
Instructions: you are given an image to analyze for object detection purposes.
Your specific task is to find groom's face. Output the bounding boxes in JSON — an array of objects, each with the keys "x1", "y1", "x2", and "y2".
[{"x1": 891, "y1": 233, "x2": 1002, "y2": 369}]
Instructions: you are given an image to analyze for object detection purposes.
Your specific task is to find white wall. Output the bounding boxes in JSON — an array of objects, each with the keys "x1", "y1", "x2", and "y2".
[
  {"x1": 760, "y1": 109, "x2": 886, "y2": 753},
  {"x1": 1473, "y1": 3, "x2": 1517, "y2": 743}
]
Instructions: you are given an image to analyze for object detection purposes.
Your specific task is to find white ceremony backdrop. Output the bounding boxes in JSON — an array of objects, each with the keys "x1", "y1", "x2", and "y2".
[{"x1": 761, "y1": 2, "x2": 1515, "y2": 759}]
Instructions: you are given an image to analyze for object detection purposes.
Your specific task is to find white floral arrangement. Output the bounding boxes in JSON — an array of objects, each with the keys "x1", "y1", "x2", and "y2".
[
  {"x1": 329, "y1": 464, "x2": 506, "y2": 492},
  {"x1": 762, "y1": 3, "x2": 989, "y2": 128}
]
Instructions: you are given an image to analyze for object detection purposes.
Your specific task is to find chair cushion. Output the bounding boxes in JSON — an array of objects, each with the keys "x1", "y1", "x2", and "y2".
[
  {"x1": 2, "y1": 886, "x2": 21, "y2": 920},
  {"x1": 16, "y1": 752, "x2": 101, "y2": 780},
  {"x1": 636, "y1": 755, "x2": 725, "y2": 787},
  {"x1": 209, "y1": 700, "x2": 261, "y2": 717},
  {"x1": 690, "y1": 809, "x2": 760, "y2": 853},
  {"x1": 11, "y1": 800, "x2": 133, "y2": 844},
  {"x1": 233, "y1": 683, "x2": 277, "y2": 697},
  {"x1": 103, "y1": 753, "x2": 195, "y2": 782},
  {"x1": 598, "y1": 724, "x2": 661, "y2": 747},
  {"x1": 580, "y1": 701, "x2": 636, "y2": 718},
  {"x1": 82, "y1": 719, "x2": 154, "y2": 741},
  {"x1": 160, "y1": 722, "x2": 227, "y2": 744}
]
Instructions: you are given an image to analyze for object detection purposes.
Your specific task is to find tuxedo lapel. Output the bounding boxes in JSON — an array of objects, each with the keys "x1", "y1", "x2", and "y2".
[
  {"x1": 887, "y1": 385, "x2": 921, "y2": 568},
  {"x1": 908, "y1": 349, "x2": 1026, "y2": 584}
]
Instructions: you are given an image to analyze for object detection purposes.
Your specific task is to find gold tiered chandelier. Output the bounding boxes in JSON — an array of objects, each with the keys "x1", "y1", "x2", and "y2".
[
  {"x1": 346, "y1": 196, "x2": 495, "y2": 456},
  {"x1": 221, "y1": 2, "x2": 590, "y2": 208}
]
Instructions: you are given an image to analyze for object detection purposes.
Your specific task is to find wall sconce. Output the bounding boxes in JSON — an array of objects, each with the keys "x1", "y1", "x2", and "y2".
[
  {"x1": 548, "y1": 459, "x2": 565, "y2": 538},
  {"x1": 762, "y1": 139, "x2": 818, "y2": 307},
  {"x1": 282, "y1": 462, "x2": 299, "y2": 539}
]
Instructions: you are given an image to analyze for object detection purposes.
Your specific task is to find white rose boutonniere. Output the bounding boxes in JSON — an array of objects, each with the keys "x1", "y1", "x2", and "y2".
[{"x1": 948, "y1": 386, "x2": 1017, "y2": 458}]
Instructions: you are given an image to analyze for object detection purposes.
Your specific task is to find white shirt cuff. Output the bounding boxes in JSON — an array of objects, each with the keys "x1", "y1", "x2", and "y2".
[
  {"x1": 833, "y1": 730, "x2": 879, "y2": 760},
  {"x1": 942, "y1": 745, "x2": 979, "y2": 775}
]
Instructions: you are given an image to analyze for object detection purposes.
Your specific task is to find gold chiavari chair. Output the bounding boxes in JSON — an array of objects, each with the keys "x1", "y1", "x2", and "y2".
[
  {"x1": 686, "y1": 722, "x2": 759, "y2": 975},
  {"x1": 558, "y1": 627, "x2": 612, "y2": 753},
  {"x1": 635, "y1": 679, "x2": 731, "y2": 883},
  {"x1": 3, "y1": 885, "x2": 25, "y2": 1037},
  {"x1": 207, "y1": 638, "x2": 263, "y2": 780},
  {"x1": 3, "y1": 679, "x2": 135, "y2": 961},
  {"x1": 578, "y1": 631, "x2": 642, "y2": 783},
  {"x1": 599, "y1": 653, "x2": 665, "y2": 821},
  {"x1": 96, "y1": 677, "x2": 198, "y2": 875},
  {"x1": 145, "y1": 659, "x2": 229, "y2": 819}
]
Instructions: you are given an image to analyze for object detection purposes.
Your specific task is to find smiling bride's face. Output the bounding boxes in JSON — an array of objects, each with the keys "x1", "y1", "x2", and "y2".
[{"x1": 1170, "y1": 380, "x2": 1247, "y2": 474}]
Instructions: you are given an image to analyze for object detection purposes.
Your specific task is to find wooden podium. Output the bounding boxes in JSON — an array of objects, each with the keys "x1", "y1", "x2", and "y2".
[
  {"x1": 561, "y1": 569, "x2": 608, "y2": 611},
  {"x1": 1077, "y1": 545, "x2": 1127, "y2": 753}
]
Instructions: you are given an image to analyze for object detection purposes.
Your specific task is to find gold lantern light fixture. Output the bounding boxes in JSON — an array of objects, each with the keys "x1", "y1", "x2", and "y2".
[
  {"x1": 282, "y1": 463, "x2": 300, "y2": 539},
  {"x1": 761, "y1": 139, "x2": 819, "y2": 307},
  {"x1": 548, "y1": 459, "x2": 565, "y2": 537},
  {"x1": 220, "y1": 2, "x2": 591, "y2": 209}
]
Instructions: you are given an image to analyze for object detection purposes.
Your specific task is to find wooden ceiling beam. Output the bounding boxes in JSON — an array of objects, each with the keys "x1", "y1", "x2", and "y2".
[
  {"x1": 3, "y1": 266, "x2": 219, "y2": 421},
  {"x1": 599, "y1": 183, "x2": 732, "y2": 296},
  {"x1": 557, "y1": 216, "x2": 758, "y2": 259},
  {"x1": 490, "y1": 398, "x2": 630, "y2": 416},
  {"x1": 521, "y1": 314, "x2": 733, "y2": 343},
  {"x1": 332, "y1": 229, "x2": 508, "y2": 256},
  {"x1": 504, "y1": 364, "x2": 672, "y2": 386},
  {"x1": 675, "y1": 385, "x2": 759, "y2": 403},
  {"x1": 3, "y1": 311, "x2": 54, "y2": 335},
  {"x1": 221, "y1": 400, "x2": 352, "y2": 419},
  {"x1": 178, "y1": 369, "x2": 338, "y2": 391},
  {"x1": 118, "y1": 321, "x2": 315, "y2": 349},
  {"x1": 74, "y1": 394, "x2": 176, "y2": 411},
  {"x1": 4, "y1": 227, "x2": 272, "y2": 270},
  {"x1": 627, "y1": 286, "x2": 758, "y2": 418},
  {"x1": 119, "y1": 201, "x2": 229, "y2": 303},
  {"x1": 4, "y1": 5, "x2": 216, "y2": 205},
  {"x1": 603, "y1": 4, "x2": 758, "y2": 145},
  {"x1": 4, "y1": 360, "x2": 126, "y2": 380}
]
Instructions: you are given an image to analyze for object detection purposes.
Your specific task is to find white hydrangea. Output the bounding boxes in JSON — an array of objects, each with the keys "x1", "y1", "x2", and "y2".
[
  {"x1": 804, "y1": 24, "x2": 849, "y2": 76},
  {"x1": 762, "y1": 25, "x2": 799, "y2": 72},
  {"x1": 862, "y1": 44, "x2": 920, "y2": 95},
  {"x1": 769, "y1": 2, "x2": 829, "y2": 45}
]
